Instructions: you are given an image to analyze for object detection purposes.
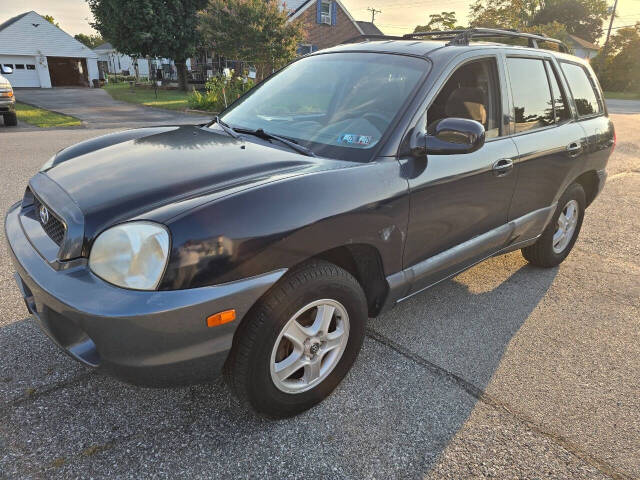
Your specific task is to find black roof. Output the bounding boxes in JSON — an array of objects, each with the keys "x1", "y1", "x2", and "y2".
[{"x1": 0, "y1": 11, "x2": 31, "y2": 33}]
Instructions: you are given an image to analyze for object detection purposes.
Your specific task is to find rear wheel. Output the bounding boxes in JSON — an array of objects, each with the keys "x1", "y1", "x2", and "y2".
[
  {"x1": 224, "y1": 260, "x2": 367, "y2": 417},
  {"x1": 3, "y1": 112, "x2": 17, "y2": 127},
  {"x1": 522, "y1": 182, "x2": 586, "y2": 267}
]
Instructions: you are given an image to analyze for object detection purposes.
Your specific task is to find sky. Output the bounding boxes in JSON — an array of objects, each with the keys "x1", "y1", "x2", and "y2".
[{"x1": 1, "y1": 0, "x2": 639, "y2": 41}]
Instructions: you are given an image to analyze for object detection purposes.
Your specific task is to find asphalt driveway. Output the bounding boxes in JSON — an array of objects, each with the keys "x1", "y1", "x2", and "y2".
[
  {"x1": 0, "y1": 113, "x2": 638, "y2": 478},
  {"x1": 13, "y1": 87, "x2": 211, "y2": 128}
]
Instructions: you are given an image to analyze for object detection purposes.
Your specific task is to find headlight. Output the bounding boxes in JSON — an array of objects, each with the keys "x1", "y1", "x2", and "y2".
[{"x1": 89, "y1": 222, "x2": 170, "y2": 290}]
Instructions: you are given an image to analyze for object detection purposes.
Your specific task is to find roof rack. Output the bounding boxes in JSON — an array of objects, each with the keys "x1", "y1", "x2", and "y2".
[
  {"x1": 404, "y1": 28, "x2": 569, "y2": 53},
  {"x1": 343, "y1": 28, "x2": 568, "y2": 53}
]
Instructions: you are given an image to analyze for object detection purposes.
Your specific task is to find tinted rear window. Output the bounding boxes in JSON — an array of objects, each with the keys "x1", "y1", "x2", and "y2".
[
  {"x1": 560, "y1": 62, "x2": 602, "y2": 117},
  {"x1": 507, "y1": 57, "x2": 554, "y2": 133}
]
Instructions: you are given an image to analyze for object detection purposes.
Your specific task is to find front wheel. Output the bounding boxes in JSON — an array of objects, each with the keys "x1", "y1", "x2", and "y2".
[
  {"x1": 224, "y1": 260, "x2": 367, "y2": 417},
  {"x1": 522, "y1": 182, "x2": 586, "y2": 267}
]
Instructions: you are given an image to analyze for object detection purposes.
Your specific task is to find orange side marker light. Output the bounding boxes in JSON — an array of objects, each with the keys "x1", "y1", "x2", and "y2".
[{"x1": 207, "y1": 309, "x2": 236, "y2": 327}]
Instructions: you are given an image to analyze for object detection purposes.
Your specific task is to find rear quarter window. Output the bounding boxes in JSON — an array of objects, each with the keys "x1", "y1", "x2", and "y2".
[{"x1": 560, "y1": 62, "x2": 603, "y2": 117}]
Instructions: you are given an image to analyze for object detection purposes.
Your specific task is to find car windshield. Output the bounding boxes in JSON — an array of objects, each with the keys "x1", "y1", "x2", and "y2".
[{"x1": 218, "y1": 53, "x2": 428, "y2": 161}]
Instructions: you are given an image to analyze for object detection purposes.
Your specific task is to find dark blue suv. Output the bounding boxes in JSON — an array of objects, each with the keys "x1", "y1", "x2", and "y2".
[{"x1": 5, "y1": 29, "x2": 614, "y2": 417}]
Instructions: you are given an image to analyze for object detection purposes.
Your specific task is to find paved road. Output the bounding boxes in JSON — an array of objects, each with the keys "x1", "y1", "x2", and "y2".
[
  {"x1": 12, "y1": 87, "x2": 211, "y2": 128},
  {"x1": 606, "y1": 98, "x2": 640, "y2": 114},
  {"x1": 0, "y1": 115, "x2": 638, "y2": 479}
]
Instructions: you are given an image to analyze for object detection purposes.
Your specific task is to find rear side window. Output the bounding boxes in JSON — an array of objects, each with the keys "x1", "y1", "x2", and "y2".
[
  {"x1": 506, "y1": 57, "x2": 554, "y2": 133},
  {"x1": 544, "y1": 61, "x2": 570, "y2": 123},
  {"x1": 560, "y1": 62, "x2": 602, "y2": 117}
]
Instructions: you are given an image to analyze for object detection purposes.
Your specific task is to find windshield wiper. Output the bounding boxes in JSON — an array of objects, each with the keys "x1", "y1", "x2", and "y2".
[
  {"x1": 234, "y1": 127, "x2": 316, "y2": 157},
  {"x1": 211, "y1": 116, "x2": 240, "y2": 139}
]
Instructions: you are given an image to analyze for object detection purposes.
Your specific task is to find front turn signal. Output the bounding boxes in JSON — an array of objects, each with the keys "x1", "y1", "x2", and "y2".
[{"x1": 207, "y1": 309, "x2": 236, "y2": 327}]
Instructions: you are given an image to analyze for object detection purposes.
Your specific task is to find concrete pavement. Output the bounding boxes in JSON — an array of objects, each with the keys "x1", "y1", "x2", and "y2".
[
  {"x1": 0, "y1": 114, "x2": 638, "y2": 478},
  {"x1": 12, "y1": 87, "x2": 211, "y2": 128}
]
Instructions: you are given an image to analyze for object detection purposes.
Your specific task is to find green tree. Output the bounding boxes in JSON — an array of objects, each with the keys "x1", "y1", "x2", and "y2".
[
  {"x1": 87, "y1": 0, "x2": 207, "y2": 90},
  {"x1": 414, "y1": 11, "x2": 461, "y2": 32},
  {"x1": 74, "y1": 33, "x2": 105, "y2": 49},
  {"x1": 532, "y1": 0, "x2": 608, "y2": 43},
  {"x1": 469, "y1": 0, "x2": 608, "y2": 43},
  {"x1": 43, "y1": 15, "x2": 59, "y2": 27},
  {"x1": 198, "y1": 0, "x2": 304, "y2": 80},
  {"x1": 592, "y1": 23, "x2": 640, "y2": 93}
]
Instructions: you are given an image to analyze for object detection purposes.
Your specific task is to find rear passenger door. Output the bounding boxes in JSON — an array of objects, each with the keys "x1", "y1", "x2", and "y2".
[
  {"x1": 505, "y1": 55, "x2": 587, "y2": 221},
  {"x1": 558, "y1": 61, "x2": 614, "y2": 179}
]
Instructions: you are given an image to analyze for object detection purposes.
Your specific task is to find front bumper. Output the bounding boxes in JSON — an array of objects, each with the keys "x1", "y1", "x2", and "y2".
[
  {"x1": 0, "y1": 97, "x2": 15, "y2": 114},
  {"x1": 5, "y1": 203, "x2": 285, "y2": 386}
]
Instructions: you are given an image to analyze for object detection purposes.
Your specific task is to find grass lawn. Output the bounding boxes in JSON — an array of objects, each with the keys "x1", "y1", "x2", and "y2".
[
  {"x1": 104, "y1": 82, "x2": 190, "y2": 111},
  {"x1": 15, "y1": 102, "x2": 82, "y2": 128},
  {"x1": 604, "y1": 91, "x2": 640, "y2": 100}
]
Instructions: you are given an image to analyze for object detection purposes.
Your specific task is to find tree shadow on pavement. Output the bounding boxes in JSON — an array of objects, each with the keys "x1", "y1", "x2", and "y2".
[{"x1": 0, "y1": 252, "x2": 557, "y2": 478}]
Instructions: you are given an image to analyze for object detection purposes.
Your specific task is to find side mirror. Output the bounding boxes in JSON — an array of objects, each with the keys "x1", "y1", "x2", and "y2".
[
  {"x1": 1, "y1": 65, "x2": 13, "y2": 75},
  {"x1": 426, "y1": 118, "x2": 485, "y2": 155}
]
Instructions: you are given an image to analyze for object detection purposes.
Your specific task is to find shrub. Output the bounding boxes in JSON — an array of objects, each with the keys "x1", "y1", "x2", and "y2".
[{"x1": 187, "y1": 74, "x2": 255, "y2": 112}]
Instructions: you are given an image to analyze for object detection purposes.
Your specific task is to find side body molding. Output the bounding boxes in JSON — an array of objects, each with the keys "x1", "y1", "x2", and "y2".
[{"x1": 381, "y1": 204, "x2": 556, "y2": 311}]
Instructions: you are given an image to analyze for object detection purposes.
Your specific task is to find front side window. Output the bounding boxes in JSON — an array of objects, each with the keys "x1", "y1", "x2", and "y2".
[
  {"x1": 219, "y1": 53, "x2": 428, "y2": 161},
  {"x1": 560, "y1": 62, "x2": 603, "y2": 117},
  {"x1": 507, "y1": 57, "x2": 554, "y2": 133},
  {"x1": 427, "y1": 58, "x2": 502, "y2": 139}
]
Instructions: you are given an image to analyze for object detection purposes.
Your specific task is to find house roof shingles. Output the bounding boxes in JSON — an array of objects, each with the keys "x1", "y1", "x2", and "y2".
[
  {"x1": 356, "y1": 21, "x2": 383, "y2": 36},
  {"x1": 0, "y1": 11, "x2": 31, "y2": 33},
  {"x1": 567, "y1": 34, "x2": 599, "y2": 51}
]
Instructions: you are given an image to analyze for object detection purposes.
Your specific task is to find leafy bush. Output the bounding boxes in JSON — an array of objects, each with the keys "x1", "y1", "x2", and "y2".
[{"x1": 187, "y1": 74, "x2": 255, "y2": 112}]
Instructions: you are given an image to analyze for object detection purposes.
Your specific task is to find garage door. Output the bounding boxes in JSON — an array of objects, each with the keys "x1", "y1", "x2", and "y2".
[
  {"x1": 0, "y1": 56, "x2": 40, "y2": 87},
  {"x1": 47, "y1": 57, "x2": 89, "y2": 87}
]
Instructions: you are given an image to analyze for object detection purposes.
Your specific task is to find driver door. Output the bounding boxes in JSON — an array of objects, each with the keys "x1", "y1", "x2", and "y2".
[{"x1": 402, "y1": 55, "x2": 519, "y2": 297}]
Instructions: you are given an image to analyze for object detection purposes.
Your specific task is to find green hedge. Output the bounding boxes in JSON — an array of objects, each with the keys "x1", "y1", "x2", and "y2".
[{"x1": 188, "y1": 75, "x2": 255, "y2": 112}]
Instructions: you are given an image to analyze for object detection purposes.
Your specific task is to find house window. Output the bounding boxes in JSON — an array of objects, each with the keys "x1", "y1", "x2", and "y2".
[
  {"x1": 321, "y1": 0, "x2": 331, "y2": 24},
  {"x1": 297, "y1": 44, "x2": 314, "y2": 56},
  {"x1": 15, "y1": 64, "x2": 25, "y2": 69},
  {"x1": 26, "y1": 65, "x2": 36, "y2": 70},
  {"x1": 3, "y1": 64, "x2": 13, "y2": 69}
]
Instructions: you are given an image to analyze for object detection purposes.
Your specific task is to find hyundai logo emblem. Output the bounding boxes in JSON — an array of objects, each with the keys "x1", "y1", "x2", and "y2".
[{"x1": 39, "y1": 204, "x2": 50, "y2": 225}]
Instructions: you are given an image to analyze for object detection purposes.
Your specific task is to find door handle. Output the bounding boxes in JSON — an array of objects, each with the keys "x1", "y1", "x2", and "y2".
[
  {"x1": 492, "y1": 158, "x2": 513, "y2": 177},
  {"x1": 566, "y1": 142, "x2": 582, "y2": 157}
]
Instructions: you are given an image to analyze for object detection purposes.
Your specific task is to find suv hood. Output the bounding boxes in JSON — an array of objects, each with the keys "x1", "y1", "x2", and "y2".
[{"x1": 43, "y1": 125, "x2": 346, "y2": 239}]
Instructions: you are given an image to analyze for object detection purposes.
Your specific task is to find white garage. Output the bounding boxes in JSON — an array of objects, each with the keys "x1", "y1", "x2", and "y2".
[
  {"x1": 0, "y1": 55, "x2": 40, "y2": 87},
  {"x1": 0, "y1": 11, "x2": 98, "y2": 88}
]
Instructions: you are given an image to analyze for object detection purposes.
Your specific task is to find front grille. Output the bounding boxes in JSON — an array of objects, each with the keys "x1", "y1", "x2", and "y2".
[{"x1": 33, "y1": 198, "x2": 66, "y2": 246}]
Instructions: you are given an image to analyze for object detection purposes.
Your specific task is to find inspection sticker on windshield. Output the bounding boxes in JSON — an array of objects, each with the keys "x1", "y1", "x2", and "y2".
[{"x1": 338, "y1": 134, "x2": 373, "y2": 146}]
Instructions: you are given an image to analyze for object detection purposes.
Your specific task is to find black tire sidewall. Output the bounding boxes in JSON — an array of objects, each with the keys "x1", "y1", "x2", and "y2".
[{"x1": 244, "y1": 268, "x2": 366, "y2": 416}]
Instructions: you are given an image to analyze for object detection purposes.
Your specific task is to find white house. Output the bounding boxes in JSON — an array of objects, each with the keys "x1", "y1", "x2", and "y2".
[
  {"x1": 566, "y1": 34, "x2": 600, "y2": 61},
  {"x1": 94, "y1": 43, "x2": 150, "y2": 77},
  {"x1": 0, "y1": 11, "x2": 99, "y2": 88},
  {"x1": 94, "y1": 43, "x2": 191, "y2": 81}
]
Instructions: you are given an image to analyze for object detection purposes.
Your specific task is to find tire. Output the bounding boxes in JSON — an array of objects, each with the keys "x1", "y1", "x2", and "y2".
[
  {"x1": 522, "y1": 182, "x2": 586, "y2": 268},
  {"x1": 224, "y1": 260, "x2": 367, "y2": 418},
  {"x1": 3, "y1": 112, "x2": 17, "y2": 127}
]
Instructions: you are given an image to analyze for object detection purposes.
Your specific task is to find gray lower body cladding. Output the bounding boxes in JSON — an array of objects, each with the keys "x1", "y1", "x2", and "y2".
[{"x1": 5, "y1": 203, "x2": 285, "y2": 386}]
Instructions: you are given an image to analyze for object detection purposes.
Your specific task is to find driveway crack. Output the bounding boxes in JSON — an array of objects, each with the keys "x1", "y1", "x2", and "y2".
[{"x1": 365, "y1": 328, "x2": 635, "y2": 480}]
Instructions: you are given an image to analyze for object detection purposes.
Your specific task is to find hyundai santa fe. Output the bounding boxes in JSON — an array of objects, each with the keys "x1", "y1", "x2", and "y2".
[{"x1": 5, "y1": 28, "x2": 614, "y2": 417}]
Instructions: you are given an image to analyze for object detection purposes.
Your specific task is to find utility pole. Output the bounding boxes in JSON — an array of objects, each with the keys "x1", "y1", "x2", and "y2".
[
  {"x1": 604, "y1": 0, "x2": 618, "y2": 50},
  {"x1": 367, "y1": 7, "x2": 381, "y2": 23}
]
